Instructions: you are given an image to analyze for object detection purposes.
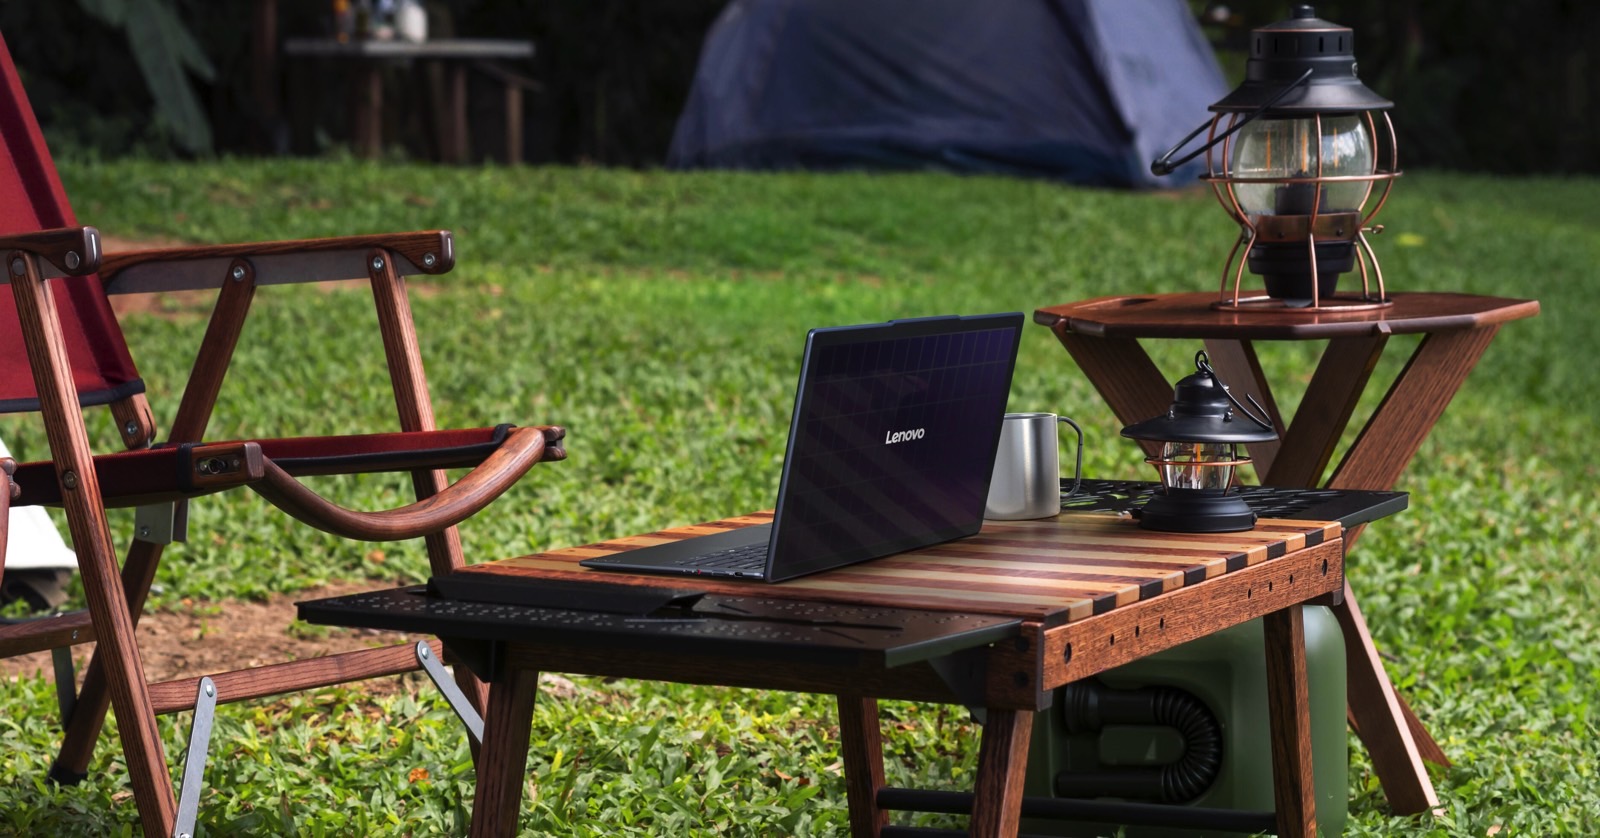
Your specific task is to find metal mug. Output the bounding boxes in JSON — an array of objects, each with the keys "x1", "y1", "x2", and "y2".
[{"x1": 985, "y1": 413, "x2": 1084, "y2": 520}]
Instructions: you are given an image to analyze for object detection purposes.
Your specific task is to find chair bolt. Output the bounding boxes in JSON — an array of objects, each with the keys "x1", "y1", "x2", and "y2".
[
  {"x1": 423, "y1": 252, "x2": 437, "y2": 268},
  {"x1": 231, "y1": 265, "x2": 246, "y2": 281},
  {"x1": 371, "y1": 255, "x2": 386, "y2": 272},
  {"x1": 124, "y1": 420, "x2": 139, "y2": 436},
  {"x1": 9, "y1": 257, "x2": 23, "y2": 276},
  {"x1": 65, "y1": 251, "x2": 80, "y2": 269},
  {"x1": 61, "y1": 471, "x2": 78, "y2": 490}
]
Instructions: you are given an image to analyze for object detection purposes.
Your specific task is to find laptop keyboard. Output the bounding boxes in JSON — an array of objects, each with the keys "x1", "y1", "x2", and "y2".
[{"x1": 673, "y1": 542, "x2": 770, "y2": 572}]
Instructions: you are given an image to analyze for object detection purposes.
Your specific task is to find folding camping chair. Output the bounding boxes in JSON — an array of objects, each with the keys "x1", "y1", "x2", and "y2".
[{"x1": 0, "y1": 34, "x2": 564, "y2": 837}]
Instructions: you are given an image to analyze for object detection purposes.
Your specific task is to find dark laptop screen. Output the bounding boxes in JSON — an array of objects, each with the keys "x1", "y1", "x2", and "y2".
[{"x1": 767, "y1": 314, "x2": 1021, "y2": 580}]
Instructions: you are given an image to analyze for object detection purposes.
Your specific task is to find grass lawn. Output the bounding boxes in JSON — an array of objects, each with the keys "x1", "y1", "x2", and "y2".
[{"x1": 1, "y1": 160, "x2": 1596, "y2": 835}]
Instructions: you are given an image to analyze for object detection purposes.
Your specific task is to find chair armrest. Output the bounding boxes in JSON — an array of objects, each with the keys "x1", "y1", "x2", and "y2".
[
  {"x1": 97, "y1": 230, "x2": 454, "y2": 294},
  {"x1": 250, "y1": 425, "x2": 563, "y2": 541},
  {"x1": 0, "y1": 226, "x2": 102, "y2": 280}
]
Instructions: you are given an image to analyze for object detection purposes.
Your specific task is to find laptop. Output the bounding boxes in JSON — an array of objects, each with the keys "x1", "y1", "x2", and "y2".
[{"x1": 580, "y1": 312, "x2": 1024, "y2": 582}]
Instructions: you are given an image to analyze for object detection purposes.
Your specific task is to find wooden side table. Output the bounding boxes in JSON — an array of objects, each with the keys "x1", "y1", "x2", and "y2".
[
  {"x1": 282, "y1": 38, "x2": 536, "y2": 162},
  {"x1": 1035, "y1": 290, "x2": 1539, "y2": 815}
]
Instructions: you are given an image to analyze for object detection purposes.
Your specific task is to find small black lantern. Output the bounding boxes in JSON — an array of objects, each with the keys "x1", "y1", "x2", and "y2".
[
  {"x1": 1121, "y1": 352, "x2": 1277, "y2": 532},
  {"x1": 1153, "y1": 5, "x2": 1401, "y2": 311}
]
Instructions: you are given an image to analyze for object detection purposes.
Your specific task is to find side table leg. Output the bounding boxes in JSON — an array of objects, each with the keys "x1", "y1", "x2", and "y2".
[
  {"x1": 1263, "y1": 605, "x2": 1317, "y2": 838},
  {"x1": 836, "y1": 696, "x2": 888, "y2": 838},
  {"x1": 1331, "y1": 581, "x2": 1440, "y2": 815},
  {"x1": 470, "y1": 668, "x2": 541, "y2": 838},
  {"x1": 969, "y1": 708, "x2": 1032, "y2": 838}
]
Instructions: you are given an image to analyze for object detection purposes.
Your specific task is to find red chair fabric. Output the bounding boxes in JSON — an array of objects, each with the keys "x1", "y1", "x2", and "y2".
[{"x1": 0, "y1": 34, "x2": 143, "y2": 413}]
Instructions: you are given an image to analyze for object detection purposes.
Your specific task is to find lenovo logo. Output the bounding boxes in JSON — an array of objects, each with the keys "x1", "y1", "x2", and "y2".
[{"x1": 885, "y1": 428, "x2": 926, "y2": 445}]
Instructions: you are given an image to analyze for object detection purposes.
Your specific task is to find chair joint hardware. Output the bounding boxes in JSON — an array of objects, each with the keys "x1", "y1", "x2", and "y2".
[
  {"x1": 173, "y1": 676, "x2": 218, "y2": 838},
  {"x1": 416, "y1": 641, "x2": 484, "y2": 744}
]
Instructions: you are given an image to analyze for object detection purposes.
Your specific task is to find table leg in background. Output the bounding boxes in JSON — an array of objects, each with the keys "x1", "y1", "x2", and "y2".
[{"x1": 470, "y1": 668, "x2": 541, "y2": 838}]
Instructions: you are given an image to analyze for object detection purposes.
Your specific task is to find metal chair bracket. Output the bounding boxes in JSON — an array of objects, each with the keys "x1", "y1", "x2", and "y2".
[
  {"x1": 416, "y1": 640, "x2": 484, "y2": 744},
  {"x1": 927, "y1": 645, "x2": 993, "y2": 725},
  {"x1": 173, "y1": 676, "x2": 217, "y2": 838},
  {"x1": 134, "y1": 500, "x2": 189, "y2": 544},
  {"x1": 50, "y1": 645, "x2": 77, "y2": 727}
]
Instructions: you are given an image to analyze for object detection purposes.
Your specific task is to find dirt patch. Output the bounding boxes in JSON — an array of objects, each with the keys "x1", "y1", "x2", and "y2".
[{"x1": 1, "y1": 583, "x2": 425, "y2": 695}]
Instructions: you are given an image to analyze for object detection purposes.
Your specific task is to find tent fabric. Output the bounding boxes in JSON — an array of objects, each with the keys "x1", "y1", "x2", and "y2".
[{"x1": 668, "y1": 0, "x2": 1227, "y2": 188}]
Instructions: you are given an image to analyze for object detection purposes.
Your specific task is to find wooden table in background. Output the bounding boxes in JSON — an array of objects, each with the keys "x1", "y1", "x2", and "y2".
[
  {"x1": 1034, "y1": 290, "x2": 1539, "y2": 815},
  {"x1": 282, "y1": 37, "x2": 535, "y2": 163},
  {"x1": 305, "y1": 510, "x2": 1350, "y2": 837}
]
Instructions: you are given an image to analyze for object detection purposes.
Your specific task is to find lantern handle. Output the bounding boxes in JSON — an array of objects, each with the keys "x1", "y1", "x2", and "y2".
[
  {"x1": 1194, "y1": 351, "x2": 1275, "y2": 431},
  {"x1": 1150, "y1": 68, "x2": 1315, "y2": 177}
]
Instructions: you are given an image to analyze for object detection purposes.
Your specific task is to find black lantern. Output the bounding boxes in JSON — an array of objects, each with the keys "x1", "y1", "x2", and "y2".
[
  {"x1": 1121, "y1": 352, "x2": 1277, "y2": 532},
  {"x1": 1153, "y1": 5, "x2": 1401, "y2": 311}
]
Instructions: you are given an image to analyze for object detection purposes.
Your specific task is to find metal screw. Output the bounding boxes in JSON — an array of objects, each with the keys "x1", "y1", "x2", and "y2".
[
  {"x1": 231, "y1": 265, "x2": 246, "y2": 281},
  {"x1": 139, "y1": 525, "x2": 152, "y2": 538},
  {"x1": 423, "y1": 252, "x2": 437, "y2": 268},
  {"x1": 65, "y1": 251, "x2": 80, "y2": 270},
  {"x1": 371, "y1": 255, "x2": 386, "y2": 272},
  {"x1": 204, "y1": 682, "x2": 216, "y2": 698},
  {"x1": 419, "y1": 645, "x2": 432, "y2": 660},
  {"x1": 9, "y1": 257, "x2": 23, "y2": 276},
  {"x1": 124, "y1": 419, "x2": 139, "y2": 436},
  {"x1": 71, "y1": 630, "x2": 79, "y2": 641},
  {"x1": 61, "y1": 471, "x2": 78, "y2": 490}
]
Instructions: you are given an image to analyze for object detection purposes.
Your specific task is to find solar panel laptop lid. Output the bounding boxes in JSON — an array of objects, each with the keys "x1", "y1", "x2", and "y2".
[{"x1": 580, "y1": 312, "x2": 1024, "y2": 582}]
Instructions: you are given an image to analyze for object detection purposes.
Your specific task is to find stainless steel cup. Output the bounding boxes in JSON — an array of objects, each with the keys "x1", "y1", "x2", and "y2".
[{"x1": 985, "y1": 413, "x2": 1083, "y2": 520}]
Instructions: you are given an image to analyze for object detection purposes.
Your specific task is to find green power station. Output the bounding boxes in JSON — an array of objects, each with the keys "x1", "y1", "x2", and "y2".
[{"x1": 1022, "y1": 607, "x2": 1348, "y2": 836}]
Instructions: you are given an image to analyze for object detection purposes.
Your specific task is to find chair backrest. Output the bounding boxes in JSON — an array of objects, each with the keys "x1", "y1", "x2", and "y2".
[{"x1": 0, "y1": 33, "x2": 143, "y2": 415}]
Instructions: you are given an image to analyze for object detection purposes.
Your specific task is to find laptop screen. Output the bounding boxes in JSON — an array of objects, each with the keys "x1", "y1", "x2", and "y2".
[{"x1": 766, "y1": 314, "x2": 1023, "y2": 580}]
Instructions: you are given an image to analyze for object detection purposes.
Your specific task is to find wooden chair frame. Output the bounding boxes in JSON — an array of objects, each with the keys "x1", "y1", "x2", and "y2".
[{"x1": 1, "y1": 226, "x2": 563, "y2": 836}]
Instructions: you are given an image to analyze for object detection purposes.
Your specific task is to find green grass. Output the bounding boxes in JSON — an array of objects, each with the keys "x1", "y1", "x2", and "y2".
[{"x1": 2, "y1": 160, "x2": 1597, "y2": 835}]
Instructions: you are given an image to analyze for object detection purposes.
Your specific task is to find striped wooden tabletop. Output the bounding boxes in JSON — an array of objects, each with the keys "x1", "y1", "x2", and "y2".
[{"x1": 458, "y1": 511, "x2": 1341, "y2": 626}]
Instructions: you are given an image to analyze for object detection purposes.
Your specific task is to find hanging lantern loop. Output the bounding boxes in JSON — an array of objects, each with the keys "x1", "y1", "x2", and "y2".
[
  {"x1": 1150, "y1": 68, "x2": 1314, "y2": 177},
  {"x1": 1193, "y1": 351, "x2": 1274, "y2": 432}
]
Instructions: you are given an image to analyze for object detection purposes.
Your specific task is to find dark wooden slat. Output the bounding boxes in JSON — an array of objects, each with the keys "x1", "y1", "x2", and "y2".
[
  {"x1": 470, "y1": 668, "x2": 542, "y2": 838},
  {"x1": 1264, "y1": 605, "x2": 1317, "y2": 837},
  {"x1": 97, "y1": 231, "x2": 455, "y2": 294},
  {"x1": 169, "y1": 257, "x2": 257, "y2": 443},
  {"x1": 969, "y1": 708, "x2": 1032, "y2": 838},
  {"x1": 838, "y1": 696, "x2": 889, "y2": 838},
  {"x1": 9, "y1": 250, "x2": 178, "y2": 834},
  {"x1": 147, "y1": 641, "x2": 437, "y2": 714},
  {"x1": 1266, "y1": 334, "x2": 1387, "y2": 488},
  {"x1": 0, "y1": 608, "x2": 95, "y2": 658}
]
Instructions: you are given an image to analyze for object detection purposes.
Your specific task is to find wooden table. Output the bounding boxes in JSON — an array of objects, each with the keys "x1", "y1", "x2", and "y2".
[
  {"x1": 1034, "y1": 290, "x2": 1539, "y2": 815},
  {"x1": 282, "y1": 38, "x2": 535, "y2": 162},
  {"x1": 303, "y1": 510, "x2": 1352, "y2": 836}
]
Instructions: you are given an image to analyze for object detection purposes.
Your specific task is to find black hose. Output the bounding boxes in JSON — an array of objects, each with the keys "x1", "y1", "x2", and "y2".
[{"x1": 1053, "y1": 679, "x2": 1224, "y2": 804}]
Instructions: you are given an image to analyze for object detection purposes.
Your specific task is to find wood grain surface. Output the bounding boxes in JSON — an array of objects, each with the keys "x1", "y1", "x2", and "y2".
[{"x1": 460, "y1": 512, "x2": 1338, "y2": 626}]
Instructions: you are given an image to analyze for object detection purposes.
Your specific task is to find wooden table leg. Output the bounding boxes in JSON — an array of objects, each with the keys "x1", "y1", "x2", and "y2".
[
  {"x1": 1263, "y1": 605, "x2": 1317, "y2": 837},
  {"x1": 969, "y1": 709, "x2": 1032, "y2": 838},
  {"x1": 1330, "y1": 581, "x2": 1440, "y2": 815},
  {"x1": 837, "y1": 696, "x2": 888, "y2": 838},
  {"x1": 470, "y1": 668, "x2": 541, "y2": 838}
]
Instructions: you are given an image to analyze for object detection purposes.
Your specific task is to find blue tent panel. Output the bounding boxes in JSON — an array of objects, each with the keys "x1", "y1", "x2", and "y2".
[{"x1": 669, "y1": 0, "x2": 1226, "y2": 188}]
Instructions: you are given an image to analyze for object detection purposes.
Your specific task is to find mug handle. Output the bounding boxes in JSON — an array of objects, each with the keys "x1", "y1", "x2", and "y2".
[{"x1": 1059, "y1": 416, "x2": 1084, "y2": 498}]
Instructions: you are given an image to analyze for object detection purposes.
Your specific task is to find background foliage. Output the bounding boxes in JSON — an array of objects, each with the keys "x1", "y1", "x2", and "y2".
[{"x1": 3, "y1": 0, "x2": 1595, "y2": 171}]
